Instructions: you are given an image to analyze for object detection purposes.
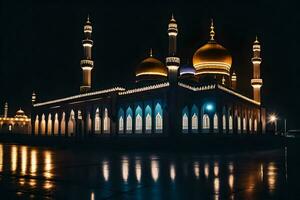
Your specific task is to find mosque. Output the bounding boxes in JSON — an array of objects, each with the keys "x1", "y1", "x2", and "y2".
[{"x1": 31, "y1": 15, "x2": 266, "y2": 137}]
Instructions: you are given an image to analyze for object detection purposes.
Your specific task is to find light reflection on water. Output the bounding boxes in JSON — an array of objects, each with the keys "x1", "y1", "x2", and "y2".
[{"x1": 0, "y1": 144, "x2": 289, "y2": 199}]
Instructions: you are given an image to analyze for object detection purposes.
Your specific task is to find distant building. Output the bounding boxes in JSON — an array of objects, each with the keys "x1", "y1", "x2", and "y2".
[
  {"x1": 32, "y1": 16, "x2": 266, "y2": 137},
  {"x1": 0, "y1": 102, "x2": 31, "y2": 134}
]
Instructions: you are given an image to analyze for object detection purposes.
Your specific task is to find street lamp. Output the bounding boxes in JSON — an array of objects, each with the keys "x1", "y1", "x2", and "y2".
[{"x1": 268, "y1": 114, "x2": 278, "y2": 135}]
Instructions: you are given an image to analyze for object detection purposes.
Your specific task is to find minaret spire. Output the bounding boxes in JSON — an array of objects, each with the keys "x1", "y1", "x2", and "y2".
[
  {"x1": 149, "y1": 48, "x2": 153, "y2": 57},
  {"x1": 210, "y1": 18, "x2": 215, "y2": 41},
  {"x1": 251, "y1": 35, "x2": 263, "y2": 102},
  {"x1": 166, "y1": 14, "x2": 180, "y2": 84},
  {"x1": 4, "y1": 102, "x2": 8, "y2": 118},
  {"x1": 80, "y1": 15, "x2": 94, "y2": 93},
  {"x1": 231, "y1": 71, "x2": 237, "y2": 90}
]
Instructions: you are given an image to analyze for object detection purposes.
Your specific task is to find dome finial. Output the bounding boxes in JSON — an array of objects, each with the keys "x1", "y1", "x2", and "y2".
[
  {"x1": 149, "y1": 48, "x2": 153, "y2": 57},
  {"x1": 254, "y1": 35, "x2": 259, "y2": 43},
  {"x1": 87, "y1": 14, "x2": 90, "y2": 23},
  {"x1": 210, "y1": 18, "x2": 215, "y2": 40},
  {"x1": 171, "y1": 13, "x2": 175, "y2": 21}
]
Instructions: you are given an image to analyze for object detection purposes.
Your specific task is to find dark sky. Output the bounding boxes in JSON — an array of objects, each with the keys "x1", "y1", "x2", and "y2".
[{"x1": 0, "y1": 0, "x2": 299, "y2": 129}]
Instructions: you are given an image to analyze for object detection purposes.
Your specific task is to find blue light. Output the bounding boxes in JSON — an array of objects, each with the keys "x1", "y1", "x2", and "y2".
[{"x1": 205, "y1": 103, "x2": 214, "y2": 111}]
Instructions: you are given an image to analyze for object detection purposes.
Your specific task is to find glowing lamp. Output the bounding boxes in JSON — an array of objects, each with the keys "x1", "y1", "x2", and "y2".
[{"x1": 205, "y1": 103, "x2": 214, "y2": 111}]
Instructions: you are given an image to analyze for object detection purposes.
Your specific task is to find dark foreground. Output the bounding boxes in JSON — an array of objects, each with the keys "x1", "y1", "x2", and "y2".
[{"x1": 0, "y1": 141, "x2": 299, "y2": 199}]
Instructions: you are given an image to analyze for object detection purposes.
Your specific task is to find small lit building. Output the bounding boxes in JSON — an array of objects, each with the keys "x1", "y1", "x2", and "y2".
[
  {"x1": 0, "y1": 102, "x2": 31, "y2": 134},
  {"x1": 31, "y1": 16, "x2": 266, "y2": 137}
]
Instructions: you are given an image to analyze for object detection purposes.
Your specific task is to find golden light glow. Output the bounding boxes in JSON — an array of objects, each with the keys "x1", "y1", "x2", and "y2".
[
  {"x1": 103, "y1": 161, "x2": 109, "y2": 182},
  {"x1": 170, "y1": 164, "x2": 176, "y2": 181},
  {"x1": 151, "y1": 159, "x2": 159, "y2": 182},
  {"x1": 214, "y1": 162, "x2": 219, "y2": 177},
  {"x1": 267, "y1": 162, "x2": 277, "y2": 191},
  {"x1": 90, "y1": 192, "x2": 95, "y2": 200},
  {"x1": 122, "y1": 157, "x2": 129, "y2": 182},
  {"x1": 136, "y1": 56, "x2": 168, "y2": 77},
  {"x1": 136, "y1": 72, "x2": 168, "y2": 77},
  {"x1": 204, "y1": 163, "x2": 209, "y2": 179},
  {"x1": 135, "y1": 160, "x2": 142, "y2": 182},
  {"x1": 268, "y1": 114, "x2": 278, "y2": 123},
  {"x1": 44, "y1": 151, "x2": 53, "y2": 179},
  {"x1": 30, "y1": 150, "x2": 37, "y2": 175},
  {"x1": 229, "y1": 174, "x2": 234, "y2": 191},
  {"x1": 194, "y1": 162, "x2": 200, "y2": 179},
  {"x1": 0, "y1": 144, "x2": 3, "y2": 172},
  {"x1": 11, "y1": 145, "x2": 18, "y2": 172},
  {"x1": 21, "y1": 146, "x2": 27, "y2": 175}
]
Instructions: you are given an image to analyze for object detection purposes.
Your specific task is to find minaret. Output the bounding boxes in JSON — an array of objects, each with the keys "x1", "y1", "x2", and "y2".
[
  {"x1": 32, "y1": 91, "x2": 36, "y2": 104},
  {"x1": 251, "y1": 36, "x2": 263, "y2": 102},
  {"x1": 166, "y1": 14, "x2": 180, "y2": 84},
  {"x1": 231, "y1": 71, "x2": 237, "y2": 90},
  {"x1": 4, "y1": 102, "x2": 8, "y2": 118},
  {"x1": 80, "y1": 15, "x2": 94, "y2": 93}
]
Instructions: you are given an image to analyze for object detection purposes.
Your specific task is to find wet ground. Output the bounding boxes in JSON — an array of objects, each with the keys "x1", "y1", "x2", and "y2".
[{"x1": 0, "y1": 143, "x2": 298, "y2": 199}]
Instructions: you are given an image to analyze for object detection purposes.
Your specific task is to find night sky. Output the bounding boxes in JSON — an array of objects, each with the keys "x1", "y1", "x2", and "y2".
[{"x1": 0, "y1": 0, "x2": 299, "y2": 129}]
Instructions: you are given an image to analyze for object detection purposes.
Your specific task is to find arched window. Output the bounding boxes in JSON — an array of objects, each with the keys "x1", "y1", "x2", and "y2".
[
  {"x1": 135, "y1": 106, "x2": 143, "y2": 133},
  {"x1": 95, "y1": 108, "x2": 101, "y2": 133},
  {"x1": 41, "y1": 114, "x2": 46, "y2": 135},
  {"x1": 68, "y1": 110, "x2": 75, "y2": 135},
  {"x1": 202, "y1": 114, "x2": 210, "y2": 130},
  {"x1": 34, "y1": 115, "x2": 39, "y2": 135},
  {"x1": 145, "y1": 105, "x2": 152, "y2": 133},
  {"x1": 54, "y1": 113, "x2": 59, "y2": 135},
  {"x1": 213, "y1": 114, "x2": 218, "y2": 131},
  {"x1": 135, "y1": 114, "x2": 142, "y2": 133},
  {"x1": 155, "y1": 103, "x2": 163, "y2": 133},
  {"x1": 103, "y1": 108, "x2": 110, "y2": 133},
  {"x1": 126, "y1": 107, "x2": 133, "y2": 133},
  {"x1": 118, "y1": 108, "x2": 124, "y2": 133},
  {"x1": 238, "y1": 117, "x2": 241, "y2": 132},
  {"x1": 222, "y1": 115, "x2": 226, "y2": 131},
  {"x1": 60, "y1": 112, "x2": 65, "y2": 135},
  {"x1": 243, "y1": 117, "x2": 246, "y2": 131},
  {"x1": 182, "y1": 114, "x2": 188, "y2": 132},
  {"x1": 192, "y1": 113, "x2": 198, "y2": 131},
  {"x1": 229, "y1": 115, "x2": 233, "y2": 132},
  {"x1": 119, "y1": 116, "x2": 124, "y2": 132},
  {"x1": 254, "y1": 119, "x2": 258, "y2": 132},
  {"x1": 182, "y1": 106, "x2": 189, "y2": 133},
  {"x1": 47, "y1": 114, "x2": 52, "y2": 135},
  {"x1": 87, "y1": 113, "x2": 92, "y2": 133},
  {"x1": 249, "y1": 118, "x2": 252, "y2": 132}
]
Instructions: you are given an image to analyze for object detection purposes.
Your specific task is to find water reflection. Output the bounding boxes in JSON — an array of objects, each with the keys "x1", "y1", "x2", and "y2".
[{"x1": 0, "y1": 143, "x2": 286, "y2": 199}]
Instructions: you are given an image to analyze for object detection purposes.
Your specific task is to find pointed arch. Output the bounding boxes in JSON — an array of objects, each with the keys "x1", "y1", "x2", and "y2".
[
  {"x1": 94, "y1": 108, "x2": 101, "y2": 133},
  {"x1": 87, "y1": 113, "x2": 92, "y2": 133},
  {"x1": 237, "y1": 116, "x2": 241, "y2": 132},
  {"x1": 243, "y1": 117, "x2": 246, "y2": 131},
  {"x1": 182, "y1": 106, "x2": 189, "y2": 133},
  {"x1": 155, "y1": 103, "x2": 163, "y2": 133},
  {"x1": 68, "y1": 110, "x2": 75, "y2": 135},
  {"x1": 249, "y1": 118, "x2": 252, "y2": 132},
  {"x1": 126, "y1": 107, "x2": 133, "y2": 133},
  {"x1": 222, "y1": 114, "x2": 226, "y2": 132},
  {"x1": 254, "y1": 119, "x2": 258, "y2": 132},
  {"x1": 213, "y1": 113, "x2": 218, "y2": 132},
  {"x1": 34, "y1": 115, "x2": 39, "y2": 135},
  {"x1": 202, "y1": 114, "x2": 210, "y2": 130},
  {"x1": 103, "y1": 108, "x2": 110, "y2": 133},
  {"x1": 41, "y1": 114, "x2": 46, "y2": 135},
  {"x1": 145, "y1": 105, "x2": 152, "y2": 133},
  {"x1": 118, "y1": 108, "x2": 124, "y2": 133},
  {"x1": 135, "y1": 106, "x2": 143, "y2": 133},
  {"x1": 60, "y1": 112, "x2": 66, "y2": 135},
  {"x1": 191, "y1": 105, "x2": 199, "y2": 132},
  {"x1": 47, "y1": 114, "x2": 52, "y2": 135},
  {"x1": 54, "y1": 113, "x2": 59, "y2": 135},
  {"x1": 229, "y1": 115, "x2": 233, "y2": 133}
]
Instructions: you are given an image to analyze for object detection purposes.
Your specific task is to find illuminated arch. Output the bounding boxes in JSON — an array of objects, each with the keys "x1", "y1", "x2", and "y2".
[
  {"x1": 222, "y1": 114, "x2": 226, "y2": 132},
  {"x1": 243, "y1": 117, "x2": 246, "y2": 131},
  {"x1": 41, "y1": 114, "x2": 46, "y2": 135},
  {"x1": 60, "y1": 112, "x2": 66, "y2": 135},
  {"x1": 182, "y1": 106, "x2": 189, "y2": 133},
  {"x1": 145, "y1": 105, "x2": 152, "y2": 133},
  {"x1": 155, "y1": 103, "x2": 163, "y2": 133},
  {"x1": 118, "y1": 108, "x2": 124, "y2": 133},
  {"x1": 126, "y1": 107, "x2": 133, "y2": 133},
  {"x1": 34, "y1": 115, "x2": 39, "y2": 135},
  {"x1": 237, "y1": 116, "x2": 241, "y2": 132},
  {"x1": 54, "y1": 113, "x2": 59, "y2": 135},
  {"x1": 191, "y1": 105, "x2": 199, "y2": 132},
  {"x1": 202, "y1": 114, "x2": 210, "y2": 130},
  {"x1": 68, "y1": 110, "x2": 75, "y2": 135},
  {"x1": 87, "y1": 113, "x2": 92, "y2": 133},
  {"x1": 229, "y1": 115, "x2": 233, "y2": 132},
  {"x1": 254, "y1": 119, "x2": 257, "y2": 132},
  {"x1": 135, "y1": 106, "x2": 142, "y2": 133},
  {"x1": 103, "y1": 108, "x2": 110, "y2": 133},
  {"x1": 47, "y1": 114, "x2": 52, "y2": 135},
  {"x1": 249, "y1": 118, "x2": 252, "y2": 132},
  {"x1": 94, "y1": 108, "x2": 101, "y2": 133},
  {"x1": 213, "y1": 113, "x2": 218, "y2": 131}
]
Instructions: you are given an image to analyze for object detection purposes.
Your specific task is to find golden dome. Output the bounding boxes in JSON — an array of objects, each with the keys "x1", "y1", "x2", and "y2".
[
  {"x1": 136, "y1": 50, "x2": 168, "y2": 77},
  {"x1": 15, "y1": 108, "x2": 28, "y2": 119},
  {"x1": 193, "y1": 20, "x2": 232, "y2": 76}
]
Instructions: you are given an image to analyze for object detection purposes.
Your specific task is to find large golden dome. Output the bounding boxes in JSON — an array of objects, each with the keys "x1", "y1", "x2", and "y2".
[
  {"x1": 193, "y1": 21, "x2": 232, "y2": 76},
  {"x1": 136, "y1": 50, "x2": 168, "y2": 77}
]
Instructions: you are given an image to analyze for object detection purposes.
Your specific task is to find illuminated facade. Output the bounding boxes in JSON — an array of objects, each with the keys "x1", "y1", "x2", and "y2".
[
  {"x1": 31, "y1": 16, "x2": 266, "y2": 137},
  {"x1": 0, "y1": 102, "x2": 31, "y2": 134}
]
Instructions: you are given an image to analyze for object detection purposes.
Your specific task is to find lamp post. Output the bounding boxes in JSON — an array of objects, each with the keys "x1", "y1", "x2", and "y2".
[{"x1": 268, "y1": 114, "x2": 278, "y2": 135}]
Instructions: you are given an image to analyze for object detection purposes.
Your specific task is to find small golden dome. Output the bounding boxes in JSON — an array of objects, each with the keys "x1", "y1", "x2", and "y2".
[
  {"x1": 193, "y1": 20, "x2": 232, "y2": 76},
  {"x1": 136, "y1": 50, "x2": 168, "y2": 77},
  {"x1": 15, "y1": 108, "x2": 28, "y2": 119}
]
